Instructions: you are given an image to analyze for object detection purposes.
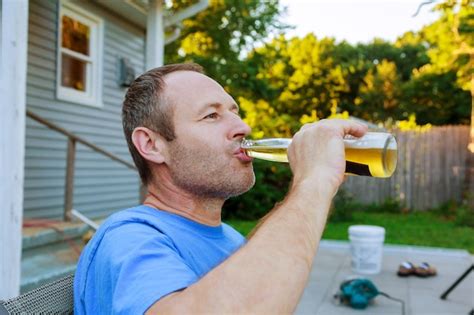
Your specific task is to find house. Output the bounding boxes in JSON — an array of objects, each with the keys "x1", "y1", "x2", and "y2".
[{"x1": 1, "y1": 0, "x2": 208, "y2": 299}]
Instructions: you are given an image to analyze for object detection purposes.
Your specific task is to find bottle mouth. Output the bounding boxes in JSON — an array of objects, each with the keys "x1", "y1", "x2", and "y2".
[
  {"x1": 382, "y1": 135, "x2": 398, "y2": 176},
  {"x1": 241, "y1": 138, "x2": 291, "y2": 149},
  {"x1": 240, "y1": 139, "x2": 254, "y2": 149}
]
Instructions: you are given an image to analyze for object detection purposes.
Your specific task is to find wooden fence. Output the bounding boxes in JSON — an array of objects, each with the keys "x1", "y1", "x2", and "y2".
[{"x1": 342, "y1": 125, "x2": 472, "y2": 210}]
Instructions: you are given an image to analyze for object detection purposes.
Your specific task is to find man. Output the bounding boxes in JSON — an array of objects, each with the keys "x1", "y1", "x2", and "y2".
[{"x1": 74, "y1": 63, "x2": 367, "y2": 314}]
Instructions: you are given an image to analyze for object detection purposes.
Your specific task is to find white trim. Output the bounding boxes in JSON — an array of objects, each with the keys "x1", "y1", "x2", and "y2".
[
  {"x1": 0, "y1": 0, "x2": 28, "y2": 299},
  {"x1": 163, "y1": 0, "x2": 209, "y2": 28},
  {"x1": 61, "y1": 47, "x2": 93, "y2": 62},
  {"x1": 146, "y1": 0, "x2": 164, "y2": 70},
  {"x1": 124, "y1": 0, "x2": 147, "y2": 15},
  {"x1": 56, "y1": 0, "x2": 103, "y2": 107}
]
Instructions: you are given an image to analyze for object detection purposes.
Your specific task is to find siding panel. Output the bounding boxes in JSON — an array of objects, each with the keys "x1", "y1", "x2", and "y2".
[{"x1": 25, "y1": 0, "x2": 144, "y2": 219}]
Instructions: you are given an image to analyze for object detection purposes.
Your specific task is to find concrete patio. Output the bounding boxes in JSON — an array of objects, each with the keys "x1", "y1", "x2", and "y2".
[{"x1": 296, "y1": 240, "x2": 473, "y2": 315}]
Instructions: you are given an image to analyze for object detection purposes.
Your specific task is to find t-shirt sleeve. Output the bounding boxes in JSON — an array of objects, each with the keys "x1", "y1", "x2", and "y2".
[{"x1": 95, "y1": 222, "x2": 199, "y2": 314}]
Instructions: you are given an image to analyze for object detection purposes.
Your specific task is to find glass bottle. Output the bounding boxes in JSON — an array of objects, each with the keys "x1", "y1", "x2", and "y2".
[{"x1": 241, "y1": 132, "x2": 397, "y2": 178}]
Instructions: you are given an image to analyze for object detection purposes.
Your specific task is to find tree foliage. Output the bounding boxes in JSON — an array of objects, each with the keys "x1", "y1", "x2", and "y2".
[
  {"x1": 165, "y1": 0, "x2": 287, "y2": 94},
  {"x1": 164, "y1": 0, "x2": 471, "y2": 140},
  {"x1": 162, "y1": 0, "x2": 472, "y2": 220}
]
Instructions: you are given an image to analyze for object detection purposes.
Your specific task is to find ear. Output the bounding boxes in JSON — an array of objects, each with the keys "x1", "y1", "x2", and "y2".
[{"x1": 131, "y1": 127, "x2": 168, "y2": 164}]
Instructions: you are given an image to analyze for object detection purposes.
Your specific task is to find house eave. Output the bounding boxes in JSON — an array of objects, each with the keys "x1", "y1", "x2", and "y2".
[
  {"x1": 94, "y1": 0, "x2": 209, "y2": 30},
  {"x1": 94, "y1": 0, "x2": 148, "y2": 28}
]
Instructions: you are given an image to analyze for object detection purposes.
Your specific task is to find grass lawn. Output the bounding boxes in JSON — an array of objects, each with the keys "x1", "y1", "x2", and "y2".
[{"x1": 225, "y1": 211, "x2": 474, "y2": 253}]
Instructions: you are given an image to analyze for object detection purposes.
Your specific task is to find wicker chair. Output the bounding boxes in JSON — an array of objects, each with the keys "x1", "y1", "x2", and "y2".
[{"x1": 0, "y1": 273, "x2": 74, "y2": 315}]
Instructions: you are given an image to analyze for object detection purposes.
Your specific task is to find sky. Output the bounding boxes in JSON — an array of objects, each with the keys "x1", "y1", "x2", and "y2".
[{"x1": 279, "y1": 0, "x2": 441, "y2": 44}]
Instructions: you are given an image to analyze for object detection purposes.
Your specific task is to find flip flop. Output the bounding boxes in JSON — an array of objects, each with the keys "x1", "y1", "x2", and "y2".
[
  {"x1": 414, "y1": 262, "x2": 437, "y2": 277},
  {"x1": 397, "y1": 261, "x2": 416, "y2": 277}
]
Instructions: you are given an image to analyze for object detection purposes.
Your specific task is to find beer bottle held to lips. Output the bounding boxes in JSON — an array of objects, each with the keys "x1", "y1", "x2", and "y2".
[{"x1": 241, "y1": 132, "x2": 398, "y2": 178}]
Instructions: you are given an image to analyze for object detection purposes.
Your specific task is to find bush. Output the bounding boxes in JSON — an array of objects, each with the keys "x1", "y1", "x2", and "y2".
[
  {"x1": 328, "y1": 189, "x2": 360, "y2": 222},
  {"x1": 223, "y1": 162, "x2": 406, "y2": 221},
  {"x1": 431, "y1": 200, "x2": 474, "y2": 227},
  {"x1": 365, "y1": 198, "x2": 403, "y2": 213},
  {"x1": 328, "y1": 192, "x2": 403, "y2": 222},
  {"x1": 454, "y1": 204, "x2": 474, "y2": 228},
  {"x1": 433, "y1": 200, "x2": 458, "y2": 219},
  {"x1": 222, "y1": 159, "x2": 292, "y2": 220}
]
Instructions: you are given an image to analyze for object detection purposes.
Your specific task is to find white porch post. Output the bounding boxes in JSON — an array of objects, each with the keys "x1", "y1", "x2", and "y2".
[
  {"x1": 146, "y1": 0, "x2": 164, "y2": 69},
  {"x1": 0, "y1": 0, "x2": 28, "y2": 299}
]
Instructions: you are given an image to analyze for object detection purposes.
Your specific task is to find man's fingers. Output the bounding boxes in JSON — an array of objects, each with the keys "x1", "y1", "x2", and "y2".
[
  {"x1": 300, "y1": 119, "x2": 368, "y2": 138},
  {"x1": 300, "y1": 123, "x2": 315, "y2": 132},
  {"x1": 340, "y1": 120, "x2": 368, "y2": 138}
]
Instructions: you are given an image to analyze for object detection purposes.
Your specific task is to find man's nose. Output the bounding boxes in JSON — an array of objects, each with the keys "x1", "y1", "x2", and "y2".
[{"x1": 229, "y1": 115, "x2": 251, "y2": 141}]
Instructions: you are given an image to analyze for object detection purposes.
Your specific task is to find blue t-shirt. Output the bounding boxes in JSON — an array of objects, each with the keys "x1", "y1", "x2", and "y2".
[{"x1": 74, "y1": 205, "x2": 245, "y2": 314}]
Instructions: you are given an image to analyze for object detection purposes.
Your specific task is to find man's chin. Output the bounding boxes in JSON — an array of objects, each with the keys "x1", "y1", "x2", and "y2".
[{"x1": 229, "y1": 172, "x2": 256, "y2": 198}]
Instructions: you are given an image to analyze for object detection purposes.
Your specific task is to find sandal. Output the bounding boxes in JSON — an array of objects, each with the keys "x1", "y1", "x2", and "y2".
[
  {"x1": 397, "y1": 261, "x2": 416, "y2": 277},
  {"x1": 414, "y1": 262, "x2": 437, "y2": 277}
]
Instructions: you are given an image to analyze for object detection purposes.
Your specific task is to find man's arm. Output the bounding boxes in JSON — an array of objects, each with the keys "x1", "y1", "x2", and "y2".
[{"x1": 147, "y1": 120, "x2": 367, "y2": 314}]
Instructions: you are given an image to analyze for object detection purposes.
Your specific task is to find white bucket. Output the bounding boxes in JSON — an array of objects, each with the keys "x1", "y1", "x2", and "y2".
[{"x1": 348, "y1": 225, "x2": 385, "y2": 275}]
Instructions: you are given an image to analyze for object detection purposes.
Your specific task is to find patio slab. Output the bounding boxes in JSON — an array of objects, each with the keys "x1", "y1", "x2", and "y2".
[{"x1": 296, "y1": 240, "x2": 473, "y2": 315}]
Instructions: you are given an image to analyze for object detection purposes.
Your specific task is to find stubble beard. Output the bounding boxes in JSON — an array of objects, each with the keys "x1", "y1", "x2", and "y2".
[{"x1": 167, "y1": 140, "x2": 255, "y2": 200}]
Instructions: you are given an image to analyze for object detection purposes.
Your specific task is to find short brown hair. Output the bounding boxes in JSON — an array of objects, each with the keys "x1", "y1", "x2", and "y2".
[{"x1": 122, "y1": 63, "x2": 204, "y2": 185}]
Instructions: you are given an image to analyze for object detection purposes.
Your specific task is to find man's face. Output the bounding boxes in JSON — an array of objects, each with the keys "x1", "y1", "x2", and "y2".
[{"x1": 161, "y1": 71, "x2": 255, "y2": 199}]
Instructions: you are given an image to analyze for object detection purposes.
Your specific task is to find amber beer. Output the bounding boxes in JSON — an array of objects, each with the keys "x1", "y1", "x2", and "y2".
[{"x1": 241, "y1": 132, "x2": 398, "y2": 178}]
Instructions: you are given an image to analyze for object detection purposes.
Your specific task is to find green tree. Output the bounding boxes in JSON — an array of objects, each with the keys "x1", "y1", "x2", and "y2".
[
  {"x1": 418, "y1": 0, "x2": 473, "y2": 91},
  {"x1": 239, "y1": 34, "x2": 351, "y2": 138},
  {"x1": 356, "y1": 59, "x2": 401, "y2": 122},
  {"x1": 165, "y1": 0, "x2": 287, "y2": 96},
  {"x1": 164, "y1": 0, "x2": 471, "y2": 132},
  {"x1": 332, "y1": 39, "x2": 430, "y2": 121},
  {"x1": 399, "y1": 71, "x2": 470, "y2": 124},
  {"x1": 399, "y1": 0, "x2": 473, "y2": 125}
]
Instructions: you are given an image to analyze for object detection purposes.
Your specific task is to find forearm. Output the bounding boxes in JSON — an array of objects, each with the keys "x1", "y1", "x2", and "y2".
[{"x1": 148, "y1": 183, "x2": 332, "y2": 314}]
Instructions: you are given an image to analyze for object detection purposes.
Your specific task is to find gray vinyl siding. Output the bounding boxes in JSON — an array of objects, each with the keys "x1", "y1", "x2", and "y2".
[
  {"x1": 25, "y1": 0, "x2": 145, "y2": 219},
  {"x1": 0, "y1": 3, "x2": 2, "y2": 49}
]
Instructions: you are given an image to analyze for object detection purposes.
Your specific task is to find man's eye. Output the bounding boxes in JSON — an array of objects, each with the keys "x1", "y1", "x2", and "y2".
[{"x1": 204, "y1": 113, "x2": 218, "y2": 119}]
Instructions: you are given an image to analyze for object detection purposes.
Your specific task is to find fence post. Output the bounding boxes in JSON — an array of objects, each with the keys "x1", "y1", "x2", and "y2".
[{"x1": 64, "y1": 138, "x2": 76, "y2": 221}]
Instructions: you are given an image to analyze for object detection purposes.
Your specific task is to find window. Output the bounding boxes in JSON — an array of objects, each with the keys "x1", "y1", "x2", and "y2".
[{"x1": 57, "y1": 1, "x2": 103, "y2": 107}]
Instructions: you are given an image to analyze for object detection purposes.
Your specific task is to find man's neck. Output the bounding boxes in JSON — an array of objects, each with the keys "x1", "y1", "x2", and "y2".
[{"x1": 144, "y1": 182, "x2": 224, "y2": 227}]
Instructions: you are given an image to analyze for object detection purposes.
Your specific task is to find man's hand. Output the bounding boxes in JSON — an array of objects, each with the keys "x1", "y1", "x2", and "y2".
[{"x1": 288, "y1": 119, "x2": 368, "y2": 198}]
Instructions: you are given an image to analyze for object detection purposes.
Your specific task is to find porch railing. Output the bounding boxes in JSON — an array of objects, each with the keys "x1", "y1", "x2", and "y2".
[{"x1": 26, "y1": 109, "x2": 138, "y2": 221}]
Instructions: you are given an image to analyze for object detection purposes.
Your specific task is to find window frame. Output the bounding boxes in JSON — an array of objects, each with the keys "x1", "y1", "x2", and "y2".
[{"x1": 56, "y1": 1, "x2": 103, "y2": 107}]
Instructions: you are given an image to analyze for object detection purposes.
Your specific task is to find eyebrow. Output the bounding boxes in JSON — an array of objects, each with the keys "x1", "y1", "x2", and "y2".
[{"x1": 197, "y1": 102, "x2": 240, "y2": 116}]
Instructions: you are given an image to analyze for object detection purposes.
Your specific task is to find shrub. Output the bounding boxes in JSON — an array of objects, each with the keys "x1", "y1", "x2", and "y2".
[
  {"x1": 222, "y1": 159, "x2": 292, "y2": 220},
  {"x1": 454, "y1": 205, "x2": 474, "y2": 228},
  {"x1": 328, "y1": 189, "x2": 360, "y2": 222},
  {"x1": 433, "y1": 200, "x2": 458, "y2": 219},
  {"x1": 365, "y1": 198, "x2": 403, "y2": 213},
  {"x1": 431, "y1": 200, "x2": 474, "y2": 226}
]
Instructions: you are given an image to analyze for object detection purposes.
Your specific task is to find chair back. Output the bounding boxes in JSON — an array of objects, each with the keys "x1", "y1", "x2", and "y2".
[{"x1": 0, "y1": 273, "x2": 74, "y2": 315}]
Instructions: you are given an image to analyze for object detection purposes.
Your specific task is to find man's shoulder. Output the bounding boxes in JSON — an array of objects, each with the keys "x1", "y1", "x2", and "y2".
[
  {"x1": 221, "y1": 222, "x2": 245, "y2": 240},
  {"x1": 98, "y1": 205, "x2": 173, "y2": 235},
  {"x1": 74, "y1": 205, "x2": 200, "y2": 314},
  {"x1": 104, "y1": 204, "x2": 157, "y2": 225},
  {"x1": 77, "y1": 206, "x2": 171, "y2": 266}
]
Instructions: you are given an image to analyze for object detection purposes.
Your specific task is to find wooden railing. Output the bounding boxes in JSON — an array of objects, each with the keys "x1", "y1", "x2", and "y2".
[{"x1": 26, "y1": 110, "x2": 138, "y2": 221}]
